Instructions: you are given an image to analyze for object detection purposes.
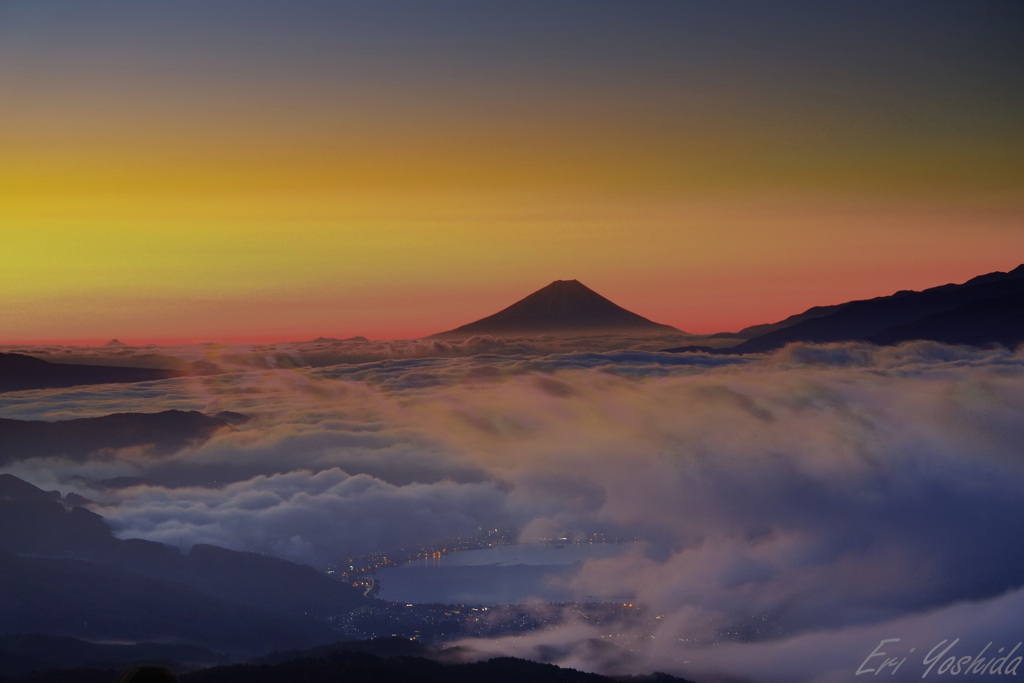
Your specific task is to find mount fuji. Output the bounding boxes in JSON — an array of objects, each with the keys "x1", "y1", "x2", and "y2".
[{"x1": 432, "y1": 279, "x2": 680, "y2": 337}]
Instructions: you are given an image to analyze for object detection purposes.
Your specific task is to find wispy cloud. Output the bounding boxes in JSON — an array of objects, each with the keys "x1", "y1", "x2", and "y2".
[{"x1": 2, "y1": 340, "x2": 1023, "y2": 680}]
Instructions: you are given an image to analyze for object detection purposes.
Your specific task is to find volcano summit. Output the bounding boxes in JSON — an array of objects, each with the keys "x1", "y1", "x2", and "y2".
[{"x1": 432, "y1": 279, "x2": 680, "y2": 337}]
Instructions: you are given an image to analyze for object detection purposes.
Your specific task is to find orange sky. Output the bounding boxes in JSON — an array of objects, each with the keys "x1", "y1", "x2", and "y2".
[{"x1": 1, "y1": 2, "x2": 1021, "y2": 344}]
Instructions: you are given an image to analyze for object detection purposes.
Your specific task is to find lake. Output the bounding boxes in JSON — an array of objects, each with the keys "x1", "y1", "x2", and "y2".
[{"x1": 375, "y1": 542, "x2": 635, "y2": 604}]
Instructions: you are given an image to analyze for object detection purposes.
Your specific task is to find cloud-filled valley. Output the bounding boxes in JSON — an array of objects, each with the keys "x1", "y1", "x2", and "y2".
[{"x1": 2, "y1": 339, "x2": 1023, "y2": 681}]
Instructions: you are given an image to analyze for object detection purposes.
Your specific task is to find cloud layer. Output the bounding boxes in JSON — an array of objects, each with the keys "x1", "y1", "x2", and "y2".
[{"x1": 2, "y1": 340, "x2": 1023, "y2": 681}]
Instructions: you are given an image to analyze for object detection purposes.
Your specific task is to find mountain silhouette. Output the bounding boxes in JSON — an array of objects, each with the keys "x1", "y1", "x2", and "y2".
[
  {"x1": 667, "y1": 264, "x2": 1024, "y2": 354},
  {"x1": 0, "y1": 550, "x2": 338, "y2": 656},
  {"x1": 0, "y1": 410, "x2": 247, "y2": 466},
  {"x1": 0, "y1": 474, "x2": 366, "y2": 664},
  {"x1": 432, "y1": 279, "x2": 680, "y2": 337},
  {"x1": 0, "y1": 353, "x2": 177, "y2": 393},
  {"x1": 0, "y1": 633, "x2": 216, "y2": 678}
]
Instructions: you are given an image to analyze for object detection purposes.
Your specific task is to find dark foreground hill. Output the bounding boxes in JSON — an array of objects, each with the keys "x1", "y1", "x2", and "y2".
[
  {"x1": 667, "y1": 264, "x2": 1024, "y2": 354},
  {"x1": 433, "y1": 280, "x2": 680, "y2": 337},
  {"x1": 0, "y1": 353, "x2": 177, "y2": 392},
  {"x1": 0, "y1": 550, "x2": 335, "y2": 657},
  {"x1": 0, "y1": 475, "x2": 366, "y2": 661},
  {"x1": 0, "y1": 639, "x2": 698, "y2": 683},
  {"x1": 0, "y1": 633, "x2": 217, "y2": 679},
  {"x1": 182, "y1": 650, "x2": 697, "y2": 683}
]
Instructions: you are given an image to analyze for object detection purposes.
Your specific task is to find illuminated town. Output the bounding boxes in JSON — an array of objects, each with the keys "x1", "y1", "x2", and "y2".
[{"x1": 322, "y1": 528, "x2": 651, "y2": 643}]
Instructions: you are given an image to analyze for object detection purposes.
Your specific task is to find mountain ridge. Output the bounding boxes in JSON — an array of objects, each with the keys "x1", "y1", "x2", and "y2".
[
  {"x1": 667, "y1": 264, "x2": 1024, "y2": 354},
  {"x1": 0, "y1": 410, "x2": 246, "y2": 466},
  {"x1": 0, "y1": 353, "x2": 177, "y2": 393},
  {"x1": 0, "y1": 474, "x2": 366, "y2": 658}
]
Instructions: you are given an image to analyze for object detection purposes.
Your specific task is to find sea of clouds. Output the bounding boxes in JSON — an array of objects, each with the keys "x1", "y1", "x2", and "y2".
[{"x1": 2, "y1": 338, "x2": 1023, "y2": 682}]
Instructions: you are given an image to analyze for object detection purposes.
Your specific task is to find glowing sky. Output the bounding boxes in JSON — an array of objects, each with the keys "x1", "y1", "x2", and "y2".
[{"x1": 2, "y1": 1, "x2": 1021, "y2": 343}]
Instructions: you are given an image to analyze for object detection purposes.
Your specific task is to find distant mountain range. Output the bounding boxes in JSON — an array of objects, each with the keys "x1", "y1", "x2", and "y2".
[
  {"x1": 0, "y1": 410, "x2": 248, "y2": 466},
  {"x1": 432, "y1": 279, "x2": 680, "y2": 337},
  {"x1": 430, "y1": 267, "x2": 1023, "y2": 350},
  {"x1": 4, "y1": 267, "x2": 1018, "y2": 372},
  {"x1": 667, "y1": 264, "x2": 1024, "y2": 354},
  {"x1": 0, "y1": 352, "x2": 177, "y2": 393}
]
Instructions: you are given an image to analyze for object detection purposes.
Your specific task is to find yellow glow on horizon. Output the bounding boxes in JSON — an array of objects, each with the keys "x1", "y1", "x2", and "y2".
[
  {"x1": 4, "y1": 183, "x2": 1021, "y2": 343},
  {"x1": 3, "y1": 68, "x2": 1022, "y2": 343}
]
